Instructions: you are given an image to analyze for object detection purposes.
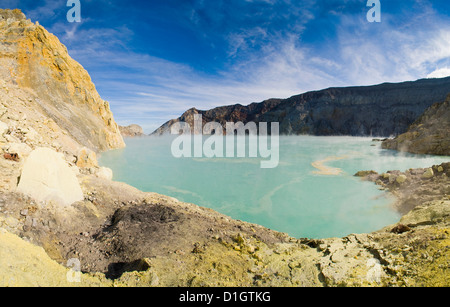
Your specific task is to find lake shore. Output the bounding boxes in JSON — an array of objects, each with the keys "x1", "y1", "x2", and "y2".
[
  {"x1": 356, "y1": 162, "x2": 450, "y2": 215},
  {"x1": 1, "y1": 149, "x2": 449, "y2": 286}
]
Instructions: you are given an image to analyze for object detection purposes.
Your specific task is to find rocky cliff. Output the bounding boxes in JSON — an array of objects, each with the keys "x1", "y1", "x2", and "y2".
[
  {"x1": 153, "y1": 78, "x2": 450, "y2": 137},
  {"x1": 0, "y1": 9, "x2": 125, "y2": 153},
  {"x1": 382, "y1": 95, "x2": 450, "y2": 156},
  {"x1": 119, "y1": 124, "x2": 146, "y2": 137}
]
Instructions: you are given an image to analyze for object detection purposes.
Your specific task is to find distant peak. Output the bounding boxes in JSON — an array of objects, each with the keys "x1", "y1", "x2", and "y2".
[{"x1": 183, "y1": 107, "x2": 203, "y2": 115}]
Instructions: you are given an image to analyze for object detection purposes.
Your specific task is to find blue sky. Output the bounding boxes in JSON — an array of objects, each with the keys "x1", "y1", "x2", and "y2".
[{"x1": 3, "y1": 0, "x2": 450, "y2": 132}]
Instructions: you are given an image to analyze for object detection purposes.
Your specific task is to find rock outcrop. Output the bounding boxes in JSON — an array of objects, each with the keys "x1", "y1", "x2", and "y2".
[
  {"x1": 153, "y1": 78, "x2": 450, "y2": 137},
  {"x1": 382, "y1": 95, "x2": 450, "y2": 155},
  {"x1": 119, "y1": 124, "x2": 146, "y2": 137},
  {"x1": 75, "y1": 147, "x2": 98, "y2": 169},
  {"x1": 0, "y1": 9, "x2": 125, "y2": 153}
]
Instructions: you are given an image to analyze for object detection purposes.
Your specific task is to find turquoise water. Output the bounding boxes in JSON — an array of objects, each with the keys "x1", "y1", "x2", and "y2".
[{"x1": 98, "y1": 136, "x2": 449, "y2": 239}]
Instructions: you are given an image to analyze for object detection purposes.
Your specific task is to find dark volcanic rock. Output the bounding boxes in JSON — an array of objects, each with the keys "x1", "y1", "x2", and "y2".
[
  {"x1": 153, "y1": 77, "x2": 450, "y2": 137},
  {"x1": 382, "y1": 94, "x2": 450, "y2": 155}
]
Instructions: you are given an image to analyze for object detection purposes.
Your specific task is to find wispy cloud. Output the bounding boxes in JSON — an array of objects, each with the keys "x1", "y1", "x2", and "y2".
[
  {"x1": 21, "y1": 0, "x2": 64, "y2": 22},
  {"x1": 333, "y1": 6, "x2": 450, "y2": 84},
  {"x1": 71, "y1": 24, "x2": 450, "y2": 133}
]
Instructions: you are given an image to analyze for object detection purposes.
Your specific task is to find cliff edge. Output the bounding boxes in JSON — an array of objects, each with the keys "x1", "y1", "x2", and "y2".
[
  {"x1": 382, "y1": 94, "x2": 450, "y2": 156},
  {"x1": 0, "y1": 9, "x2": 124, "y2": 153}
]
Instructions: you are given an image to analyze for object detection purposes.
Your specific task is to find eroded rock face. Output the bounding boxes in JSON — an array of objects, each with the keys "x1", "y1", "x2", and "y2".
[
  {"x1": 382, "y1": 95, "x2": 450, "y2": 156},
  {"x1": 0, "y1": 9, "x2": 125, "y2": 152},
  {"x1": 0, "y1": 8, "x2": 25, "y2": 21},
  {"x1": 17, "y1": 147, "x2": 83, "y2": 206},
  {"x1": 0, "y1": 121, "x2": 8, "y2": 136}
]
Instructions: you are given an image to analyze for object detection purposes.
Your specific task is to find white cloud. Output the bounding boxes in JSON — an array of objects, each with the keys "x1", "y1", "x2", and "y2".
[
  {"x1": 332, "y1": 7, "x2": 450, "y2": 85},
  {"x1": 402, "y1": 30, "x2": 450, "y2": 71},
  {"x1": 427, "y1": 67, "x2": 450, "y2": 79}
]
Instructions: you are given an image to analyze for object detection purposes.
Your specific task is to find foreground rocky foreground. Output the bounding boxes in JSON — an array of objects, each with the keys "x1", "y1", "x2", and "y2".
[
  {"x1": 1, "y1": 160, "x2": 449, "y2": 287},
  {"x1": 0, "y1": 9, "x2": 449, "y2": 287}
]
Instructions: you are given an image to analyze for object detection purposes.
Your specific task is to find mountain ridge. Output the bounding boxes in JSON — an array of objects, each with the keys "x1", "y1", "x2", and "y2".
[{"x1": 153, "y1": 76, "x2": 450, "y2": 137}]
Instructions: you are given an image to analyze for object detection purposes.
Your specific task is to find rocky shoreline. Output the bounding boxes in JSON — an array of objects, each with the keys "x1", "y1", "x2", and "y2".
[
  {"x1": 0, "y1": 9, "x2": 449, "y2": 287},
  {"x1": 356, "y1": 163, "x2": 450, "y2": 215},
  {"x1": 1, "y1": 160, "x2": 449, "y2": 287}
]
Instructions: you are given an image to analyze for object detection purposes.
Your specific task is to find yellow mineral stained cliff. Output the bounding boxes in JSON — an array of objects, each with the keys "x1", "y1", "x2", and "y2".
[{"x1": 0, "y1": 9, "x2": 124, "y2": 152}]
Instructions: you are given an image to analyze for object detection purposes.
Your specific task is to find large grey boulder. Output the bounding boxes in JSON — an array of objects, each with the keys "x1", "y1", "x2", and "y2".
[{"x1": 17, "y1": 147, "x2": 84, "y2": 206}]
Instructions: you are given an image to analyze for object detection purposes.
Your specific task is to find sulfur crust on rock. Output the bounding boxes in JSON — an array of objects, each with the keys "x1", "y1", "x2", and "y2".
[
  {"x1": 2, "y1": 186, "x2": 448, "y2": 287},
  {"x1": 0, "y1": 229, "x2": 111, "y2": 287},
  {"x1": 0, "y1": 9, "x2": 125, "y2": 153}
]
